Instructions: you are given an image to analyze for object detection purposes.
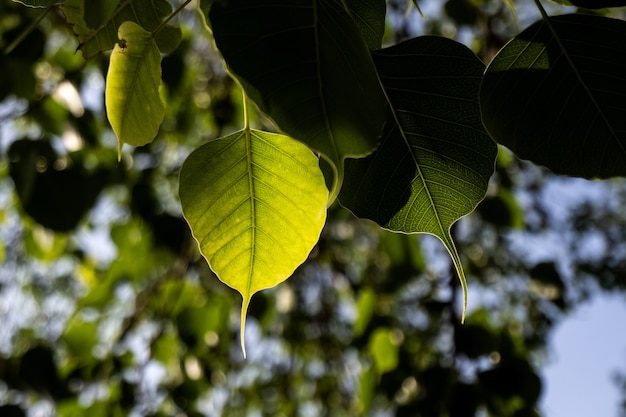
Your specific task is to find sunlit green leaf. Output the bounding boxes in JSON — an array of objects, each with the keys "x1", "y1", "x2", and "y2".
[
  {"x1": 340, "y1": 37, "x2": 496, "y2": 320},
  {"x1": 61, "y1": 0, "x2": 181, "y2": 58},
  {"x1": 105, "y1": 21, "x2": 165, "y2": 159},
  {"x1": 481, "y1": 14, "x2": 626, "y2": 178},
  {"x1": 179, "y1": 128, "x2": 328, "y2": 357},
  {"x1": 204, "y1": 0, "x2": 386, "y2": 200}
]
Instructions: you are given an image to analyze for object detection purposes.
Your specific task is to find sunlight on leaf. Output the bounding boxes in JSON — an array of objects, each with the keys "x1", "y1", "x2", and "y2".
[
  {"x1": 105, "y1": 21, "x2": 165, "y2": 160},
  {"x1": 179, "y1": 129, "x2": 328, "y2": 357},
  {"x1": 481, "y1": 14, "x2": 626, "y2": 178},
  {"x1": 341, "y1": 37, "x2": 497, "y2": 320}
]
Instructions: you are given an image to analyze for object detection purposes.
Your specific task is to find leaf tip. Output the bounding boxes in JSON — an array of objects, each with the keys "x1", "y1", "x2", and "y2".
[{"x1": 240, "y1": 294, "x2": 251, "y2": 360}]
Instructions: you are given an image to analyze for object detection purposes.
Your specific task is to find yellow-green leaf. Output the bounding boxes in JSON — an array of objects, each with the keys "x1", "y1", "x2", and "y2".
[
  {"x1": 179, "y1": 129, "x2": 328, "y2": 357},
  {"x1": 105, "y1": 21, "x2": 165, "y2": 159}
]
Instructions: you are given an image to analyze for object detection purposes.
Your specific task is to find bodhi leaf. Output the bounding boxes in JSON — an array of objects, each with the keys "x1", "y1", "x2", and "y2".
[
  {"x1": 61, "y1": 0, "x2": 182, "y2": 58},
  {"x1": 83, "y1": 0, "x2": 119, "y2": 30},
  {"x1": 179, "y1": 129, "x2": 328, "y2": 357},
  {"x1": 480, "y1": 14, "x2": 626, "y2": 178},
  {"x1": 203, "y1": 0, "x2": 387, "y2": 201},
  {"x1": 340, "y1": 37, "x2": 497, "y2": 320},
  {"x1": 346, "y1": 0, "x2": 386, "y2": 50},
  {"x1": 105, "y1": 21, "x2": 165, "y2": 159}
]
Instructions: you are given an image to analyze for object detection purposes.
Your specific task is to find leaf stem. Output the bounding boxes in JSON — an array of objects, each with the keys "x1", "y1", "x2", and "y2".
[
  {"x1": 242, "y1": 88, "x2": 250, "y2": 131},
  {"x1": 3, "y1": 5, "x2": 53, "y2": 56}
]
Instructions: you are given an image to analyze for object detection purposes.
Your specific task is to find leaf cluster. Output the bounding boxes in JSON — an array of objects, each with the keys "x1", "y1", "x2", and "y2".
[{"x1": 3, "y1": 1, "x2": 626, "y2": 411}]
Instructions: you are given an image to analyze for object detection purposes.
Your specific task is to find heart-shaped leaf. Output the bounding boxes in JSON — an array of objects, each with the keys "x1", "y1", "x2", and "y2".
[
  {"x1": 203, "y1": 0, "x2": 387, "y2": 200},
  {"x1": 61, "y1": 0, "x2": 181, "y2": 58},
  {"x1": 179, "y1": 129, "x2": 328, "y2": 357},
  {"x1": 480, "y1": 14, "x2": 626, "y2": 178},
  {"x1": 340, "y1": 37, "x2": 497, "y2": 319},
  {"x1": 105, "y1": 21, "x2": 165, "y2": 159}
]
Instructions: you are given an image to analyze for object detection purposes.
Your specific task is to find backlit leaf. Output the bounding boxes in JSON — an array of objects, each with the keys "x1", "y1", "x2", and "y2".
[
  {"x1": 105, "y1": 21, "x2": 165, "y2": 159},
  {"x1": 340, "y1": 37, "x2": 496, "y2": 319},
  {"x1": 179, "y1": 129, "x2": 328, "y2": 357},
  {"x1": 480, "y1": 14, "x2": 626, "y2": 178},
  {"x1": 203, "y1": 0, "x2": 387, "y2": 200}
]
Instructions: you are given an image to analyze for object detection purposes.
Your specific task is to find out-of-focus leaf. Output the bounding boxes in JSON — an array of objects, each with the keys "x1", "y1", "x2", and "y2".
[
  {"x1": 105, "y1": 21, "x2": 165, "y2": 158},
  {"x1": 179, "y1": 129, "x2": 328, "y2": 357},
  {"x1": 481, "y1": 14, "x2": 626, "y2": 178},
  {"x1": 368, "y1": 327, "x2": 400, "y2": 374},
  {"x1": 354, "y1": 288, "x2": 376, "y2": 337},
  {"x1": 62, "y1": 319, "x2": 98, "y2": 361},
  {"x1": 340, "y1": 37, "x2": 496, "y2": 319},
  {"x1": 8, "y1": 139, "x2": 109, "y2": 232}
]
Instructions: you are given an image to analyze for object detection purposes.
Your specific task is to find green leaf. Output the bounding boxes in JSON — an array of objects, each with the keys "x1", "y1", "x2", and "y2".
[
  {"x1": 61, "y1": 0, "x2": 181, "y2": 58},
  {"x1": 346, "y1": 0, "x2": 386, "y2": 50},
  {"x1": 480, "y1": 14, "x2": 626, "y2": 178},
  {"x1": 11, "y1": 0, "x2": 62, "y2": 7},
  {"x1": 340, "y1": 37, "x2": 497, "y2": 320},
  {"x1": 368, "y1": 327, "x2": 400, "y2": 374},
  {"x1": 105, "y1": 21, "x2": 165, "y2": 159},
  {"x1": 179, "y1": 129, "x2": 328, "y2": 357},
  {"x1": 83, "y1": 0, "x2": 118, "y2": 29},
  {"x1": 204, "y1": 0, "x2": 387, "y2": 200}
]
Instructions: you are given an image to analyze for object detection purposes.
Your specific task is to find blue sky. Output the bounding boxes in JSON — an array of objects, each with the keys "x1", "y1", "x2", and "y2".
[{"x1": 541, "y1": 293, "x2": 626, "y2": 417}]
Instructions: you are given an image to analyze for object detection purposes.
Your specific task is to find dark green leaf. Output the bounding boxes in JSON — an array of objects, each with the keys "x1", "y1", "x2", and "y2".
[
  {"x1": 340, "y1": 37, "x2": 496, "y2": 318},
  {"x1": 8, "y1": 139, "x2": 109, "y2": 232},
  {"x1": 204, "y1": 0, "x2": 387, "y2": 199},
  {"x1": 83, "y1": 0, "x2": 118, "y2": 29},
  {"x1": 480, "y1": 14, "x2": 626, "y2": 178},
  {"x1": 346, "y1": 0, "x2": 386, "y2": 49},
  {"x1": 61, "y1": 0, "x2": 181, "y2": 58}
]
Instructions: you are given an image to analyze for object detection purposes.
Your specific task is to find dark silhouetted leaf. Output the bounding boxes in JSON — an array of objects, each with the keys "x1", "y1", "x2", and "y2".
[
  {"x1": 8, "y1": 139, "x2": 109, "y2": 231},
  {"x1": 481, "y1": 14, "x2": 626, "y2": 178},
  {"x1": 204, "y1": 0, "x2": 387, "y2": 199}
]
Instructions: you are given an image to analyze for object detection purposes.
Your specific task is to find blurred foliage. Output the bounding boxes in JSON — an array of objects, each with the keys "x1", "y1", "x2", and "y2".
[{"x1": 1, "y1": 0, "x2": 626, "y2": 416}]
